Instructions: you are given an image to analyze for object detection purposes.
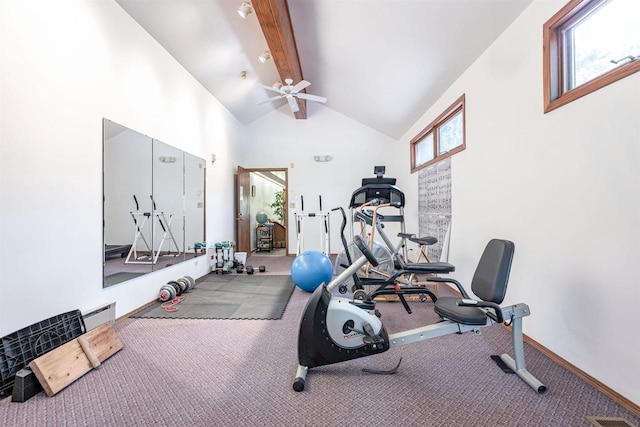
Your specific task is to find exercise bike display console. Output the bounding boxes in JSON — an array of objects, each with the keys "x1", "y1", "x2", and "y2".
[{"x1": 292, "y1": 235, "x2": 547, "y2": 395}]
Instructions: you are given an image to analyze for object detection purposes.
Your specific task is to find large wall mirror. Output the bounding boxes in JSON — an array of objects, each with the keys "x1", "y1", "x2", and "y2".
[{"x1": 103, "y1": 119, "x2": 206, "y2": 287}]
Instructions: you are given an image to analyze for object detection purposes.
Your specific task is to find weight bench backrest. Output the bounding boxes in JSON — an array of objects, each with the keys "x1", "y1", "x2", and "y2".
[{"x1": 471, "y1": 239, "x2": 515, "y2": 304}]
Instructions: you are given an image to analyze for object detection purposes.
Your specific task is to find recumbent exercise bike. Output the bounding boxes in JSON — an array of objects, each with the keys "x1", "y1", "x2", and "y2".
[{"x1": 292, "y1": 235, "x2": 547, "y2": 395}]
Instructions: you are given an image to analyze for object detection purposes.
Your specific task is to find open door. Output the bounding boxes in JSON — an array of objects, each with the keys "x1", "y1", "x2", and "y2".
[
  {"x1": 236, "y1": 166, "x2": 288, "y2": 257},
  {"x1": 236, "y1": 166, "x2": 251, "y2": 254}
]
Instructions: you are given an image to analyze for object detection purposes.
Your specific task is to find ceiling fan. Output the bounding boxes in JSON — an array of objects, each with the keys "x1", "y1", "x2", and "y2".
[{"x1": 258, "y1": 78, "x2": 327, "y2": 113}]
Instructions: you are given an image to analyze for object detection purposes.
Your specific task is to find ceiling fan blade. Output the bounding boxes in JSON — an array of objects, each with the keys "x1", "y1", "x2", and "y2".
[
  {"x1": 296, "y1": 93, "x2": 327, "y2": 103},
  {"x1": 259, "y1": 84, "x2": 283, "y2": 94},
  {"x1": 291, "y1": 80, "x2": 311, "y2": 93},
  {"x1": 257, "y1": 95, "x2": 285, "y2": 105},
  {"x1": 286, "y1": 95, "x2": 300, "y2": 113}
]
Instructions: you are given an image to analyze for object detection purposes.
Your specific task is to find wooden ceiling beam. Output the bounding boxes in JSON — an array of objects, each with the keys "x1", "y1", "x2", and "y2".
[{"x1": 252, "y1": 0, "x2": 306, "y2": 119}]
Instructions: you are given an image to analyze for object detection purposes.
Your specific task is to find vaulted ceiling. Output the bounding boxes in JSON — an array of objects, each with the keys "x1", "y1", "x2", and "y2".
[{"x1": 115, "y1": 0, "x2": 533, "y2": 139}]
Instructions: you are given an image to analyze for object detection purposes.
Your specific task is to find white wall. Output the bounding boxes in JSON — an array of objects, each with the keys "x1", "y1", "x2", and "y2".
[
  {"x1": 244, "y1": 104, "x2": 400, "y2": 254},
  {"x1": 396, "y1": 0, "x2": 640, "y2": 405},
  {"x1": 0, "y1": 0, "x2": 243, "y2": 334}
]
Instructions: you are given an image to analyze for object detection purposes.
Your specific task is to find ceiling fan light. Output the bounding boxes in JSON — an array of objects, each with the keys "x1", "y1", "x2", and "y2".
[
  {"x1": 272, "y1": 82, "x2": 283, "y2": 90},
  {"x1": 258, "y1": 51, "x2": 271, "y2": 63},
  {"x1": 237, "y1": 2, "x2": 253, "y2": 18}
]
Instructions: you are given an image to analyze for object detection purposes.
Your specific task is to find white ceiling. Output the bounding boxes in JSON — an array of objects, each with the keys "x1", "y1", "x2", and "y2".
[{"x1": 115, "y1": 0, "x2": 533, "y2": 139}]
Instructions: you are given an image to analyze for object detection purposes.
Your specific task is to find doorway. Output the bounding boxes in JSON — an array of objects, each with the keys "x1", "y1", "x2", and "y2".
[{"x1": 236, "y1": 166, "x2": 288, "y2": 258}]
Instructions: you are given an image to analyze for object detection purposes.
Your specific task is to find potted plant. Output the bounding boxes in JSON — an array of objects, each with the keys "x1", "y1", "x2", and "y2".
[{"x1": 270, "y1": 189, "x2": 286, "y2": 223}]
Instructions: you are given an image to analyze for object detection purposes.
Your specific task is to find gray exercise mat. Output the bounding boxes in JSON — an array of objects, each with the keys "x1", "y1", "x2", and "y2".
[
  {"x1": 104, "y1": 272, "x2": 146, "y2": 287},
  {"x1": 132, "y1": 274, "x2": 296, "y2": 320}
]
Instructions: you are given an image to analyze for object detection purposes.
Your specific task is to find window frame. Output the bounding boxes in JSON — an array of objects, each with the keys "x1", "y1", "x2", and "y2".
[
  {"x1": 543, "y1": 0, "x2": 640, "y2": 113},
  {"x1": 410, "y1": 94, "x2": 465, "y2": 173}
]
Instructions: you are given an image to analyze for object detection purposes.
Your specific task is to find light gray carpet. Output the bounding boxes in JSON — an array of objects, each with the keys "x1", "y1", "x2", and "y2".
[
  {"x1": 3, "y1": 255, "x2": 638, "y2": 426},
  {"x1": 0, "y1": 288, "x2": 640, "y2": 427},
  {"x1": 2, "y1": 286, "x2": 638, "y2": 426},
  {"x1": 131, "y1": 274, "x2": 295, "y2": 320}
]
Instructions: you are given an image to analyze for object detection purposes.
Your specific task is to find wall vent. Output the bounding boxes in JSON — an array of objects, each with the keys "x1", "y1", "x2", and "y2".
[
  {"x1": 82, "y1": 302, "x2": 116, "y2": 331},
  {"x1": 587, "y1": 416, "x2": 637, "y2": 427}
]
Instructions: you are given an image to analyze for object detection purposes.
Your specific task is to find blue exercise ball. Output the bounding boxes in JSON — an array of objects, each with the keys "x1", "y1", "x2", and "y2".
[{"x1": 291, "y1": 251, "x2": 334, "y2": 292}]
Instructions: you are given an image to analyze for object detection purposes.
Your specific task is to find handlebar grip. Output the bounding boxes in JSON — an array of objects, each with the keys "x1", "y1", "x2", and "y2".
[{"x1": 353, "y1": 235, "x2": 379, "y2": 267}]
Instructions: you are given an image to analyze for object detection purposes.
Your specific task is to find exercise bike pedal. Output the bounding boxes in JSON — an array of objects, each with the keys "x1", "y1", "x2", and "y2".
[
  {"x1": 362, "y1": 335, "x2": 385, "y2": 346},
  {"x1": 361, "y1": 322, "x2": 384, "y2": 345}
]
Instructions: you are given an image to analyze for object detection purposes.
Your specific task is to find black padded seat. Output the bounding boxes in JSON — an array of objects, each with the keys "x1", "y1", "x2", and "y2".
[
  {"x1": 401, "y1": 261, "x2": 455, "y2": 274},
  {"x1": 408, "y1": 236, "x2": 438, "y2": 246},
  {"x1": 433, "y1": 298, "x2": 489, "y2": 325},
  {"x1": 105, "y1": 244, "x2": 132, "y2": 259},
  {"x1": 433, "y1": 239, "x2": 515, "y2": 326}
]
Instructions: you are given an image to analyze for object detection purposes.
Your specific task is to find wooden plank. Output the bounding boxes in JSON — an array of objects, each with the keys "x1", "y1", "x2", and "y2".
[
  {"x1": 85, "y1": 322, "x2": 123, "y2": 362},
  {"x1": 29, "y1": 323, "x2": 123, "y2": 396},
  {"x1": 29, "y1": 340, "x2": 92, "y2": 396},
  {"x1": 78, "y1": 336, "x2": 101, "y2": 368}
]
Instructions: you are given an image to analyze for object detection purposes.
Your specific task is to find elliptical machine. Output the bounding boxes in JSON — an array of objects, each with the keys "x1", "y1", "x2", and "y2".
[
  {"x1": 293, "y1": 235, "x2": 547, "y2": 395},
  {"x1": 332, "y1": 206, "x2": 449, "y2": 313}
]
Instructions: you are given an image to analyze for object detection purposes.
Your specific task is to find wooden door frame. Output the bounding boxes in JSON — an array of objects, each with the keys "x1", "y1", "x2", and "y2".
[
  {"x1": 236, "y1": 166, "x2": 288, "y2": 257},
  {"x1": 236, "y1": 166, "x2": 251, "y2": 256}
]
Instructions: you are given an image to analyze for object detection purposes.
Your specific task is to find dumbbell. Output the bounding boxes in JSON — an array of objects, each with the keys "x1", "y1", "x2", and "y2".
[
  {"x1": 223, "y1": 262, "x2": 233, "y2": 274},
  {"x1": 259, "y1": 266, "x2": 266, "y2": 272},
  {"x1": 158, "y1": 283, "x2": 177, "y2": 302},
  {"x1": 167, "y1": 280, "x2": 183, "y2": 296},
  {"x1": 182, "y1": 276, "x2": 196, "y2": 291},
  {"x1": 246, "y1": 265, "x2": 254, "y2": 274},
  {"x1": 176, "y1": 278, "x2": 190, "y2": 293},
  {"x1": 174, "y1": 279, "x2": 188, "y2": 295}
]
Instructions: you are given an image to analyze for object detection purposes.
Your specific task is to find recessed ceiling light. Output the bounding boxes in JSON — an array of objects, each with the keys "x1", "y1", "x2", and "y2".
[
  {"x1": 237, "y1": 2, "x2": 253, "y2": 18},
  {"x1": 259, "y1": 51, "x2": 271, "y2": 63}
]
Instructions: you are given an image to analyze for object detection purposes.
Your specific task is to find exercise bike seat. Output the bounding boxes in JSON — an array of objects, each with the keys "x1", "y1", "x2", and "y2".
[
  {"x1": 408, "y1": 236, "x2": 438, "y2": 246},
  {"x1": 395, "y1": 235, "x2": 454, "y2": 274},
  {"x1": 434, "y1": 239, "x2": 514, "y2": 325},
  {"x1": 400, "y1": 261, "x2": 455, "y2": 274},
  {"x1": 432, "y1": 298, "x2": 489, "y2": 325}
]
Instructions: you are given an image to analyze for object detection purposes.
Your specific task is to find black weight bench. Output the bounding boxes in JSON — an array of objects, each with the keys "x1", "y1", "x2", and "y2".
[{"x1": 105, "y1": 244, "x2": 132, "y2": 259}]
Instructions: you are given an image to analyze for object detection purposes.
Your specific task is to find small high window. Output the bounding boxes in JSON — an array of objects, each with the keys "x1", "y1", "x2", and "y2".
[
  {"x1": 411, "y1": 95, "x2": 465, "y2": 172},
  {"x1": 543, "y1": 0, "x2": 640, "y2": 112}
]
